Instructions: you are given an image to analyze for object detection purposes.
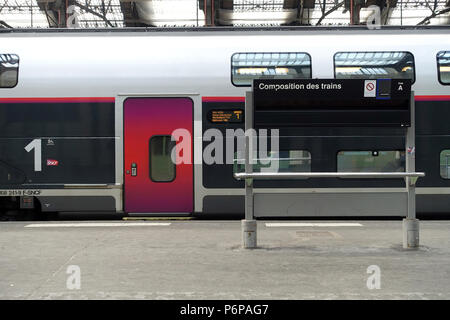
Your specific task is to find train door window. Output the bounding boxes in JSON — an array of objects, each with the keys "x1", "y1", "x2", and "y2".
[
  {"x1": 334, "y1": 51, "x2": 415, "y2": 83},
  {"x1": 337, "y1": 151, "x2": 405, "y2": 173},
  {"x1": 149, "y1": 136, "x2": 176, "y2": 182},
  {"x1": 437, "y1": 51, "x2": 450, "y2": 85},
  {"x1": 233, "y1": 150, "x2": 311, "y2": 176},
  {"x1": 439, "y1": 150, "x2": 450, "y2": 179},
  {"x1": 0, "y1": 54, "x2": 19, "y2": 88},
  {"x1": 231, "y1": 52, "x2": 312, "y2": 87}
]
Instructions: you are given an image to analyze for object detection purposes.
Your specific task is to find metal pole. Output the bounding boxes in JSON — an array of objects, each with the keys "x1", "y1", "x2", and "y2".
[
  {"x1": 242, "y1": 90, "x2": 257, "y2": 249},
  {"x1": 403, "y1": 90, "x2": 419, "y2": 249}
]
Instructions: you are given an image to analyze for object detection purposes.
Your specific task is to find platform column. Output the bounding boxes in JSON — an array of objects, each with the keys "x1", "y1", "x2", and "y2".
[
  {"x1": 403, "y1": 91, "x2": 419, "y2": 249},
  {"x1": 242, "y1": 90, "x2": 257, "y2": 249}
]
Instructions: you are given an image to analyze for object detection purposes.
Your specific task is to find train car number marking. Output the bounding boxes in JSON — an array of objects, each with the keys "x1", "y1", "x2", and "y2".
[{"x1": 0, "y1": 190, "x2": 42, "y2": 196}]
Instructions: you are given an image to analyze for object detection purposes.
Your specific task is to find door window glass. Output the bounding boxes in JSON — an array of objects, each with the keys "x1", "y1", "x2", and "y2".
[{"x1": 149, "y1": 136, "x2": 176, "y2": 182}]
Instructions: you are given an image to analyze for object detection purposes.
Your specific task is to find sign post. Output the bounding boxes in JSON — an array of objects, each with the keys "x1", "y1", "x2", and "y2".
[
  {"x1": 242, "y1": 90, "x2": 257, "y2": 249},
  {"x1": 403, "y1": 91, "x2": 420, "y2": 249}
]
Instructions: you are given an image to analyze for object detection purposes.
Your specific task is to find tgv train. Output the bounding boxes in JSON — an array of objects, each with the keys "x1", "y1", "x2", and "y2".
[{"x1": 0, "y1": 26, "x2": 450, "y2": 218}]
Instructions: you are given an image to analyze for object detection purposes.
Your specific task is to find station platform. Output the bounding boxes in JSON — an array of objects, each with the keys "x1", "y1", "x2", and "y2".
[{"x1": 0, "y1": 219, "x2": 449, "y2": 299}]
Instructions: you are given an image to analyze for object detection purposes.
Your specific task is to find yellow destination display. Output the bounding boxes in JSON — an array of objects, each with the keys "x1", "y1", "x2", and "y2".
[{"x1": 209, "y1": 110, "x2": 243, "y2": 123}]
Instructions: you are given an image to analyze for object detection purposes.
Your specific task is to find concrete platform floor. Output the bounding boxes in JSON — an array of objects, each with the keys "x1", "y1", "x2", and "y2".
[{"x1": 0, "y1": 219, "x2": 449, "y2": 300}]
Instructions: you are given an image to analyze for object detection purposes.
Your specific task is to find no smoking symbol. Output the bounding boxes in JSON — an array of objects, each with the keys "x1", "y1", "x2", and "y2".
[{"x1": 366, "y1": 82, "x2": 375, "y2": 91}]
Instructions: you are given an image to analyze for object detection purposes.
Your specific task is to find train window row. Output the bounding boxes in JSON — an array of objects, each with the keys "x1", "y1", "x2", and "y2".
[
  {"x1": 233, "y1": 150, "x2": 404, "y2": 175},
  {"x1": 231, "y1": 51, "x2": 450, "y2": 87},
  {"x1": 0, "y1": 54, "x2": 19, "y2": 88},
  {"x1": 234, "y1": 150, "x2": 450, "y2": 179},
  {"x1": 0, "y1": 51, "x2": 448, "y2": 88}
]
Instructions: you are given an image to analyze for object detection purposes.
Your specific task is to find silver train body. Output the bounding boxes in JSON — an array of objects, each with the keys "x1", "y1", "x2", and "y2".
[{"x1": 0, "y1": 27, "x2": 450, "y2": 217}]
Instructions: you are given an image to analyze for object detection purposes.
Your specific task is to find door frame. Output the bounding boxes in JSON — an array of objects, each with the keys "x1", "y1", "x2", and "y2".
[{"x1": 115, "y1": 93, "x2": 200, "y2": 214}]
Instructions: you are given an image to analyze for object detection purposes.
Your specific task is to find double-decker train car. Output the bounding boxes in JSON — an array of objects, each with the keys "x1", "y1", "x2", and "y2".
[{"x1": 0, "y1": 26, "x2": 449, "y2": 218}]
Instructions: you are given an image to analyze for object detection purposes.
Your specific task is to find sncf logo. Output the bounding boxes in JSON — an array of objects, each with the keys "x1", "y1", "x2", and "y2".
[{"x1": 47, "y1": 159, "x2": 59, "y2": 166}]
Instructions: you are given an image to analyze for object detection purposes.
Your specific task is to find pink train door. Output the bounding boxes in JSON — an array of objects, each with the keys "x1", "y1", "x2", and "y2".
[{"x1": 124, "y1": 97, "x2": 193, "y2": 213}]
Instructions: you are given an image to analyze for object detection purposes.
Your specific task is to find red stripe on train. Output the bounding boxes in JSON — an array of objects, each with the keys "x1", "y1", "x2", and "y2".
[
  {"x1": 203, "y1": 96, "x2": 450, "y2": 102},
  {"x1": 415, "y1": 95, "x2": 450, "y2": 101},
  {"x1": 202, "y1": 96, "x2": 245, "y2": 102},
  {"x1": 0, "y1": 97, "x2": 115, "y2": 103},
  {"x1": 0, "y1": 96, "x2": 448, "y2": 103}
]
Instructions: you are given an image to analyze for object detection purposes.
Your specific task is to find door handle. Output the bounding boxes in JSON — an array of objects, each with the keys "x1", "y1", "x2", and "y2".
[{"x1": 131, "y1": 162, "x2": 137, "y2": 176}]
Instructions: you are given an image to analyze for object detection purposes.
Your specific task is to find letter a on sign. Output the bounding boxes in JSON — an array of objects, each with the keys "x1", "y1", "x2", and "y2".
[{"x1": 364, "y1": 80, "x2": 377, "y2": 98}]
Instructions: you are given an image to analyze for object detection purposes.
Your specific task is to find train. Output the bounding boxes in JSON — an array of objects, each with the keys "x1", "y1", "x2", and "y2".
[{"x1": 0, "y1": 26, "x2": 449, "y2": 218}]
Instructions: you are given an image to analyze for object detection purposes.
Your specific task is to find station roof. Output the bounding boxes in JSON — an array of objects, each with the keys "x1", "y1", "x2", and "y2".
[{"x1": 0, "y1": 0, "x2": 448, "y2": 29}]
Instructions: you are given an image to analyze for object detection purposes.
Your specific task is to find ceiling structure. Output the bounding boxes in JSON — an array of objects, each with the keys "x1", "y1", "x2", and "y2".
[{"x1": 0, "y1": 0, "x2": 448, "y2": 28}]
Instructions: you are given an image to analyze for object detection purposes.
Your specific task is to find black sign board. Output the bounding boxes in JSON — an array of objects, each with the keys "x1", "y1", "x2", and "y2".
[{"x1": 253, "y1": 79, "x2": 411, "y2": 127}]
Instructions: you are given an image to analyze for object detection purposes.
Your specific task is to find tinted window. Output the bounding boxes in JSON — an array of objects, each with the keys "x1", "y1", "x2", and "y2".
[
  {"x1": 232, "y1": 52, "x2": 312, "y2": 86},
  {"x1": 0, "y1": 54, "x2": 19, "y2": 88},
  {"x1": 149, "y1": 136, "x2": 176, "y2": 182},
  {"x1": 337, "y1": 151, "x2": 405, "y2": 173},
  {"x1": 440, "y1": 150, "x2": 450, "y2": 179},
  {"x1": 437, "y1": 51, "x2": 450, "y2": 85},
  {"x1": 233, "y1": 150, "x2": 311, "y2": 175},
  {"x1": 334, "y1": 51, "x2": 415, "y2": 82}
]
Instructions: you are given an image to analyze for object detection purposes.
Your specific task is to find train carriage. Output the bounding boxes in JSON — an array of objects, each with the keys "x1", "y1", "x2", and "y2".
[{"x1": 0, "y1": 26, "x2": 449, "y2": 217}]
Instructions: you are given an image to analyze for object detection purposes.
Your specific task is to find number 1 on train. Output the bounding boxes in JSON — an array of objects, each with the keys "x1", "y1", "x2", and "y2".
[{"x1": 25, "y1": 139, "x2": 42, "y2": 172}]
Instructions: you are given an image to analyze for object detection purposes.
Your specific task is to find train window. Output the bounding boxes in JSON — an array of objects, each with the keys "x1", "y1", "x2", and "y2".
[
  {"x1": 233, "y1": 150, "x2": 311, "y2": 176},
  {"x1": 337, "y1": 151, "x2": 405, "y2": 173},
  {"x1": 231, "y1": 52, "x2": 312, "y2": 87},
  {"x1": 334, "y1": 51, "x2": 415, "y2": 83},
  {"x1": 437, "y1": 51, "x2": 450, "y2": 85},
  {"x1": 440, "y1": 150, "x2": 450, "y2": 179},
  {"x1": 149, "y1": 136, "x2": 176, "y2": 182},
  {"x1": 0, "y1": 54, "x2": 19, "y2": 88}
]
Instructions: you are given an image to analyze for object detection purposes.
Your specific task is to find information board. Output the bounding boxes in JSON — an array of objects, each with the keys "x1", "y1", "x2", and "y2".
[{"x1": 253, "y1": 79, "x2": 411, "y2": 127}]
